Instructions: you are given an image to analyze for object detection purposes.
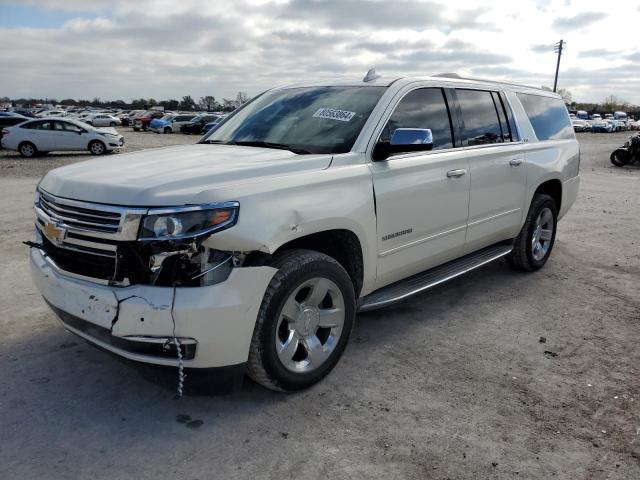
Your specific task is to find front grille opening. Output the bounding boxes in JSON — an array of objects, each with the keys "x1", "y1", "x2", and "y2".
[{"x1": 41, "y1": 234, "x2": 117, "y2": 281}]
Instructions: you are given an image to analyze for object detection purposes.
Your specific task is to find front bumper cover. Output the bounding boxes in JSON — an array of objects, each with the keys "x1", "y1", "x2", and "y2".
[{"x1": 30, "y1": 247, "x2": 277, "y2": 369}]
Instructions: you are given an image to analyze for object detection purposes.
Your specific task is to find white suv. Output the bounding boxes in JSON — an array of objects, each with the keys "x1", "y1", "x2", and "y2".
[{"x1": 29, "y1": 73, "x2": 579, "y2": 393}]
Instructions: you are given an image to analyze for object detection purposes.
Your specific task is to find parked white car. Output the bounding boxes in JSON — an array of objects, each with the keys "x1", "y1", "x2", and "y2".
[
  {"x1": 1, "y1": 117, "x2": 124, "y2": 157},
  {"x1": 36, "y1": 110, "x2": 67, "y2": 118},
  {"x1": 29, "y1": 73, "x2": 579, "y2": 393},
  {"x1": 85, "y1": 114, "x2": 122, "y2": 127}
]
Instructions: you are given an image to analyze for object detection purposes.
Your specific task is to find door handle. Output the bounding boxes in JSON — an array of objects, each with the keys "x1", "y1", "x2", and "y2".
[
  {"x1": 446, "y1": 169, "x2": 467, "y2": 178},
  {"x1": 509, "y1": 158, "x2": 523, "y2": 167}
]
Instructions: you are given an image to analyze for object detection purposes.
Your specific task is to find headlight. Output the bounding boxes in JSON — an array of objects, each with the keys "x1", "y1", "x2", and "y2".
[{"x1": 139, "y1": 202, "x2": 239, "y2": 240}]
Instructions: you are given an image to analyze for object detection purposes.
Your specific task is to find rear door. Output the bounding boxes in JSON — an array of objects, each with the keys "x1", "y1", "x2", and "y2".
[
  {"x1": 452, "y1": 88, "x2": 526, "y2": 251},
  {"x1": 28, "y1": 120, "x2": 57, "y2": 151},
  {"x1": 369, "y1": 87, "x2": 470, "y2": 288}
]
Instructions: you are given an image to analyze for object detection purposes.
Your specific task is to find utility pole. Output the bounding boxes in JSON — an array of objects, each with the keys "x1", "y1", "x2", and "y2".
[{"x1": 553, "y1": 39, "x2": 564, "y2": 92}]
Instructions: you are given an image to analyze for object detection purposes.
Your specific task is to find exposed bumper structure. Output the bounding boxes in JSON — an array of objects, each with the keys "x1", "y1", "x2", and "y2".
[{"x1": 30, "y1": 247, "x2": 276, "y2": 369}]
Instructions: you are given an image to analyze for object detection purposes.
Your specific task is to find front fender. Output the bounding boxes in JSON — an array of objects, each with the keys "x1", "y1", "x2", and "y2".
[{"x1": 204, "y1": 163, "x2": 378, "y2": 294}]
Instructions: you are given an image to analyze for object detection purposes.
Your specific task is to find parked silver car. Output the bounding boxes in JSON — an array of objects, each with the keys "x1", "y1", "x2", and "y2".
[{"x1": 1, "y1": 117, "x2": 124, "y2": 157}]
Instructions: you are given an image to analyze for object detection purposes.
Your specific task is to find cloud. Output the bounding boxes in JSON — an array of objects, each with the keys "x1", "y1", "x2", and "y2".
[
  {"x1": 0, "y1": 0, "x2": 638, "y2": 104},
  {"x1": 552, "y1": 11, "x2": 605, "y2": 31},
  {"x1": 530, "y1": 43, "x2": 553, "y2": 53},
  {"x1": 578, "y1": 48, "x2": 622, "y2": 58}
]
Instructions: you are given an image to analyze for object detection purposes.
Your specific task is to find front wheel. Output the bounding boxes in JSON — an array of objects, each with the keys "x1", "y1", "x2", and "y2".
[
  {"x1": 509, "y1": 194, "x2": 558, "y2": 271},
  {"x1": 164, "y1": 126, "x2": 171, "y2": 134},
  {"x1": 610, "y1": 149, "x2": 631, "y2": 167},
  {"x1": 89, "y1": 140, "x2": 106, "y2": 155},
  {"x1": 247, "y1": 250, "x2": 356, "y2": 391},
  {"x1": 109, "y1": 122, "x2": 116, "y2": 127}
]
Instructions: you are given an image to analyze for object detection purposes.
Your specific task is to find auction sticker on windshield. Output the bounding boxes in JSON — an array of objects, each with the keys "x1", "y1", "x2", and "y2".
[{"x1": 313, "y1": 108, "x2": 356, "y2": 122}]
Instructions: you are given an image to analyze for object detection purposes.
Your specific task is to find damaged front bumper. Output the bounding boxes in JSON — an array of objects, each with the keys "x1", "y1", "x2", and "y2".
[{"x1": 30, "y1": 247, "x2": 276, "y2": 370}]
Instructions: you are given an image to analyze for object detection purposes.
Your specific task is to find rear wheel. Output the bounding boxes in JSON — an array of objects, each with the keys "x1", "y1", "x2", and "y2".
[
  {"x1": 164, "y1": 126, "x2": 171, "y2": 134},
  {"x1": 18, "y1": 142, "x2": 37, "y2": 158},
  {"x1": 610, "y1": 149, "x2": 630, "y2": 167},
  {"x1": 247, "y1": 250, "x2": 356, "y2": 391},
  {"x1": 89, "y1": 140, "x2": 106, "y2": 155},
  {"x1": 509, "y1": 194, "x2": 558, "y2": 271}
]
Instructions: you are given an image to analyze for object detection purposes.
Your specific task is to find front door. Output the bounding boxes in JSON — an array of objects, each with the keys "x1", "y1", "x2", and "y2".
[
  {"x1": 369, "y1": 87, "x2": 470, "y2": 289},
  {"x1": 54, "y1": 121, "x2": 85, "y2": 150}
]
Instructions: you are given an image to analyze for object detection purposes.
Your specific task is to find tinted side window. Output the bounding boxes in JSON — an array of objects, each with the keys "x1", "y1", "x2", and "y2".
[
  {"x1": 456, "y1": 89, "x2": 503, "y2": 146},
  {"x1": 516, "y1": 93, "x2": 574, "y2": 140},
  {"x1": 381, "y1": 88, "x2": 453, "y2": 150}
]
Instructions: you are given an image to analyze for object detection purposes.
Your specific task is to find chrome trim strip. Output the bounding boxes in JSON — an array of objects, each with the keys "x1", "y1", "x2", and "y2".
[
  {"x1": 123, "y1": 336, "x2": 197, "y2": 345},
  {"x1": 360, "y1": 247, "x2": 512, "y2": 311},
  {"x1": 380, "y1": 224, "x2": 467, "y2": 257},
  {"x1": 39, "y1": 197, "x2": 121, "y2": 222},
  {"x1": 467, "y1": 208, "x2": 521, "y2": 228},
  {"x1": 39, "y1": 189, "x2": 147, "y2": 215}
]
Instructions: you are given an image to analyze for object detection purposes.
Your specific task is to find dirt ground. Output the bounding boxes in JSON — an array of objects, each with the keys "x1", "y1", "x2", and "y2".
[{"x1": 1, "y1": 130, "x2": 638, "y2": 480}]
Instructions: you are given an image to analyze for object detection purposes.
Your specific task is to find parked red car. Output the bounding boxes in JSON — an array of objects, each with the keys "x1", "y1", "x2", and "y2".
[{"x1": 132, "y1": 110, "x2": 166, "y2": 131}]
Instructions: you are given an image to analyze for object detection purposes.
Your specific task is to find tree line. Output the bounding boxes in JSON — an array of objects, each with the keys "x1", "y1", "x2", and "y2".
[
  {"x1": 0, "y1": 92, "x2": 251, "y2": 112},
  {"x1": 557, "y1": 90, "x2": 639, "y2": 116}
]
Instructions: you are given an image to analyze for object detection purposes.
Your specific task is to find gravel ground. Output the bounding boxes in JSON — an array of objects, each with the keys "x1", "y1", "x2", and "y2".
[{"x1": 0, "y1": 131, "x2": 639, "y2": 480}]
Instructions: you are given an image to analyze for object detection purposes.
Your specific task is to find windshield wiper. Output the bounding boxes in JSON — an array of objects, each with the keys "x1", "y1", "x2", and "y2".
[{"x1": 227, "y1": 140, "x2": 311, "y2": 155}]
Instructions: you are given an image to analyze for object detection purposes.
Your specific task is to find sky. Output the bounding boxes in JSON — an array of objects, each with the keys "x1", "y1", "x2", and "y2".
[{"x1": 0, "y1": 0, "x2": 638, "y2": 104}]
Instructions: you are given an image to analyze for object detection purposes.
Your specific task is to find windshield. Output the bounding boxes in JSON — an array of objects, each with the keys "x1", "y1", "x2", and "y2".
[{"x1": 201, "y1": 86, "x2": 386, "y2": 154}]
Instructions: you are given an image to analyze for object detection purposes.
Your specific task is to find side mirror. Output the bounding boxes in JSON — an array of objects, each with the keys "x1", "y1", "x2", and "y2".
[{"x1": 373, "y1": 128, "x2": 434, "y2": 161}]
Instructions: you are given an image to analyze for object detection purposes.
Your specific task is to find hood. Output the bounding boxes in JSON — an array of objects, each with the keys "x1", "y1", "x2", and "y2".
[
  {"x1": 39, "y1": 144, "x2": 333, "y2": 206},
  {"x1": 94, "y1": 127, "x2": 119, "y2": 135}
]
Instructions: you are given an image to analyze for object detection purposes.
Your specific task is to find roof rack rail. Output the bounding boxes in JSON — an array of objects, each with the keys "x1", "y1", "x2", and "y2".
[{"x1": 431, "y1": 72, "x2": 549, "y2": 92}]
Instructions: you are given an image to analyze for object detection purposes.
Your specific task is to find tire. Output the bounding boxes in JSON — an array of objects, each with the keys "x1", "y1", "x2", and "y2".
[
  {"x1": 109, "y1": 122, "x2": 116, "y2": 127},
  {"x1": 164, "y1": 126, "x2": 171, "y2": 134},
  {"x1": 88, "y1": 140, "x2": 106, "y2": 155},
  {"x1": 610, "y1": 149, "x2": 630, "y2": 167},
  {"x1": 509, "y1": 194, "x2": 558, "y2": 271},
  {"x1": 18, "y1": 141, "x2": 37, "y2": 158},
  {"x1": 247, "y1": 249, "x2": 356, "y2": 392}
]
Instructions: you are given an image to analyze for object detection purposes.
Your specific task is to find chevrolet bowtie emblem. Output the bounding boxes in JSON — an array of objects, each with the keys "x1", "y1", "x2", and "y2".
[{"x1": 43, "y1": 221, "x2": 66, "y2": 245}]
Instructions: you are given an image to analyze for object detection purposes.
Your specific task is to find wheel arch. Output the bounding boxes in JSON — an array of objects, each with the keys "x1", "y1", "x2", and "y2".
[
  {"x1": 251, "y1": 229, "x2": 365, "y2": 298},
  {"x1": 533, "y1": 179, "x2": 562, "y2": 212}
]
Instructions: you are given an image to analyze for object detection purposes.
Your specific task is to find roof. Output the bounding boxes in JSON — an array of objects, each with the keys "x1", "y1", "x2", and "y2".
[{"x1": 276, "y1": 72, "x2": 558, "y2": 97}]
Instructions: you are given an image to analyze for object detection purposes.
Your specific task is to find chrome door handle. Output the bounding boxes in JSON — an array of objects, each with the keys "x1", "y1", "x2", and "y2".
[
  {"x1": 509, "y1": 158, "x2": 523, "y2": 166},
  {"x1": 446, "y1": 169, "x2": 467, "y2": 178}
]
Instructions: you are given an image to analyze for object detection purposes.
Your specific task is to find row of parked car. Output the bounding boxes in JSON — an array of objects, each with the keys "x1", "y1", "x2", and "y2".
[
  {"x1": 570, "y1": 111, "x2": 639, "y2": 133},
  {"x1": 4, "y1": 105, "x2": 229, "y2": 135},
  {"x1": 0, "y1": 106, "x2": 229, "y2": 156},
  {"x1": 125, "y1": 110, "x2": 227, "y2": 135}
]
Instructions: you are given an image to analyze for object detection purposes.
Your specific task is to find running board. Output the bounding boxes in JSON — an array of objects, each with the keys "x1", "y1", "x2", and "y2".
[{"x1": 358, "y1": 243, "x2": 513, "y2": 312}]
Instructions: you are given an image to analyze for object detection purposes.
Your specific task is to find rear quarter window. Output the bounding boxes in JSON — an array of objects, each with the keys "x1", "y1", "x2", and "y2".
[{"x1": 516, "y1": 93, "x2": 574, "y2": 141}]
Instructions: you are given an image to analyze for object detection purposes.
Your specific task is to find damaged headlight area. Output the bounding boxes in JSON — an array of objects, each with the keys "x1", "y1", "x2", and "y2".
[
  {"x1": 33, "y1": 200, "x2": 242, "y2": 288},
  {"x1": 131, "y1": 203, "x2": 240, "y2": 287}
]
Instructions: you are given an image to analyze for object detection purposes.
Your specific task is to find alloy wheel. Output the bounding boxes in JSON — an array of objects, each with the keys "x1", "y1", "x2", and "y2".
[
  {"x1": 275, "y1": 277, "x2": 345, "y2": 373},
  {"x1": 531, "y1": 207, "x2": 554, "y2": 261}
]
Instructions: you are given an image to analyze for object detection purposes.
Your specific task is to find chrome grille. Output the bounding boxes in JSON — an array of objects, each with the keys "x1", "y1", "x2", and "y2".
[{"x1": 39, "y1": 190, "x2": 122, "y2": 233}]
